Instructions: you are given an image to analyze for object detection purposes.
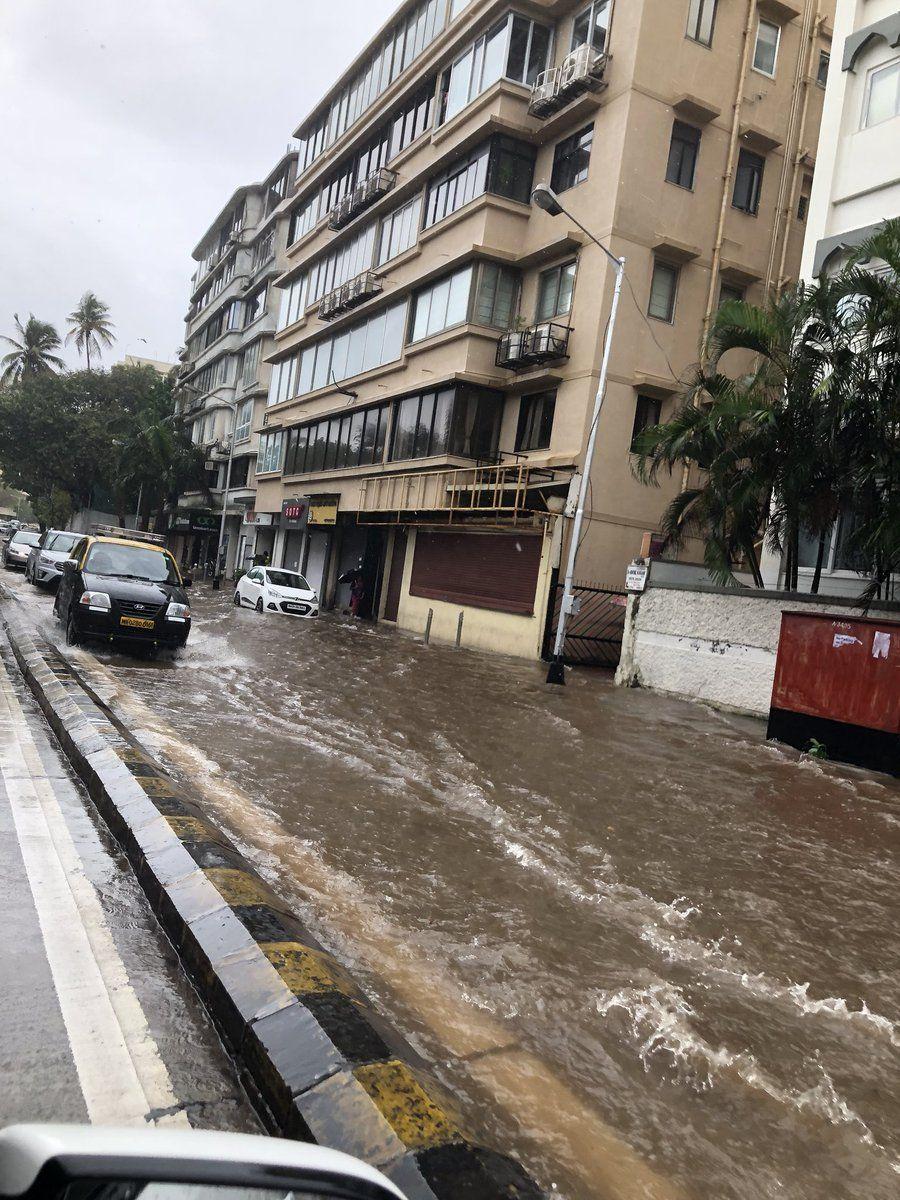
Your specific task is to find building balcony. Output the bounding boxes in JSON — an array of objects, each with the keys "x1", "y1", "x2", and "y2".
[
  {"x1": 529, "y1": 46, "x2": 608, "y2": 119},
  {"x1": 357, "y1": 462, "x2": 568, "y2": 527},
  {"x1": 318, "y1": 271, "x2": 384, "y2": 321},
  {"x1": 327, "y1": 168, "x2": 397, "y2": 231},
  {"x1": 495, "y1": 323, "x2": 571, "y2": 371}
]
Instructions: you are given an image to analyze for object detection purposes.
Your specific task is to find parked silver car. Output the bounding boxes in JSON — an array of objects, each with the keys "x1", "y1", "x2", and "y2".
[
  {"x1": 2, "y1": 529, "x2": 40, "y2": 571},
  {"x1": 25, "y1": 528, "x2": 82, "y2": 588}
]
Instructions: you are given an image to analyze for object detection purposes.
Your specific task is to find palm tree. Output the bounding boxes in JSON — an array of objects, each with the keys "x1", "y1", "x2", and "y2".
[
  {"x1": 0, "y1": 314, "x2": 65, "y2": 384},
  {"x1": 66, "y1": 291, "x2": 116, "y2": 370}
]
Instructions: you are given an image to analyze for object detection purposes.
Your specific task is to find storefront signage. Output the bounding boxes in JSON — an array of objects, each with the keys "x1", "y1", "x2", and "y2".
[
  {"x1": 281, "y1": 498, "x2": 309, "y2": 530},
  {"x1": 173, "y1": 511, "x2": 218, "y2": 533},
  {"x1": 625, "y1": 558, "x2": 649, "y2": 592},
  {"x1": 253, "y1": 512, "x2": 276, "y2": 526},
  {"x1": 308, "y1": 496, "x2": 339, "y2": 526}
]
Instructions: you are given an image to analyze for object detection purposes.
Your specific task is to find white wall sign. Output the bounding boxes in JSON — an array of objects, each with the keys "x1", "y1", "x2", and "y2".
[{"x1": 626, "y1": 559, "x2": 649, "y2": 592}]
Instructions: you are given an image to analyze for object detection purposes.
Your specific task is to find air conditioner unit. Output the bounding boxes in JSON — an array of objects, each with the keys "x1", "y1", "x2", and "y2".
[{"x1": 532, "y1": 67, "x2": 559, "y2": 102}]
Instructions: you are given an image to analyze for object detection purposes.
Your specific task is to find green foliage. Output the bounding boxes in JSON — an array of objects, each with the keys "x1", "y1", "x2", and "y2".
[
  {"x1": 806, "y1": 739, "x2": 828, "y2": 760},
  {"x1": 632, "y1": 218, "x2": 900, "y2": 600},
  {"x1": 31, "y1": 487, "x2": 73, "y2": 531},
  {"x1": 0, "y1": 314, "x2": 65, "y2": 384},
  {"x1": 66, "y1": 291, "x2": 116, "y2": 371}
]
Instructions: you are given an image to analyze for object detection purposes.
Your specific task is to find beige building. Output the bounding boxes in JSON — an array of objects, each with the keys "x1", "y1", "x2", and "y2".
[
  {"x1": 172, "y1": 151, "x2": 297, "y2": 576},
  {"x1": 253, "y1": 0, "x2": 832, "y2": 658}
]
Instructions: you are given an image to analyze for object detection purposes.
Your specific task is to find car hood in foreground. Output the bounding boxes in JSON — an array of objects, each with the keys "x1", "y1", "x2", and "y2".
[{"x1": 82, "y1": 573, "x2": 189, "y2": 608}]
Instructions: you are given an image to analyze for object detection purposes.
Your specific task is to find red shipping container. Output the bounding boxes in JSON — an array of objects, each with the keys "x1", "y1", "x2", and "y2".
[{"x1": 768, "y1": 612, "x2": 899, "y2": 776}]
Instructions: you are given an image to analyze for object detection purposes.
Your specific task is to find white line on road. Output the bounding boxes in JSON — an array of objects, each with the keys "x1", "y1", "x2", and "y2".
[{"x1": 0, "y1": 659, "x2": 189, "y2": 1127}]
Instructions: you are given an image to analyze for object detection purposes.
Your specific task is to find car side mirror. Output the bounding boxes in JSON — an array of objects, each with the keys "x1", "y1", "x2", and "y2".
[{"x1": 0, "y1": 1124, "x2": 406, "y2": 1200}]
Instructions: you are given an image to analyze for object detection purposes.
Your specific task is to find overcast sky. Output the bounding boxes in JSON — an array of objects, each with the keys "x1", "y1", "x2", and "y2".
[{"x1": 0, "y1": 0, "x2": 397, "y2": 369}]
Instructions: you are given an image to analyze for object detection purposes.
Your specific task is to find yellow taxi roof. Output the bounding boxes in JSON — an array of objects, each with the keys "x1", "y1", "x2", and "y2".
[{"x1": 88, "y1": 535, "x2": 173, "y2": 554}]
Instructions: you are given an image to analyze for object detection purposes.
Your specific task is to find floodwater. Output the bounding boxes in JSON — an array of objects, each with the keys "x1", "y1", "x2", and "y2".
[{"x1": 14, "y1": 575, "x2": 900, "y2": 1200}]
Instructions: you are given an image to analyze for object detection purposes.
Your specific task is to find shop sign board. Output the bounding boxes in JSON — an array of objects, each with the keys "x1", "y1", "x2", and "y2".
[
  {"x1": 625, "y1": 559, "x2": 649, "y2": 592},
  {"x1": 308, "y1": 496, "x2": 339, "y2": 526}
]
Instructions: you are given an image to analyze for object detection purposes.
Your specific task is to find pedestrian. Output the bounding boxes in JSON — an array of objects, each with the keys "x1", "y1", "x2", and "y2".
[{"x1": 349, "y1": 571, "x2": 365, "y2": 618}]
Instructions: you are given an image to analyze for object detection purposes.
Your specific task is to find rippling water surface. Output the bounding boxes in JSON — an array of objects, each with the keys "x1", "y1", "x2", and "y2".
[{"x1": 27, "y1": 582, "x2": 900, "y2": 1200}]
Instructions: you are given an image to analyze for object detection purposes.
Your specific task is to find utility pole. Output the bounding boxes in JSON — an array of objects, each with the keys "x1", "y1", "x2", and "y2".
[
  {"x1": 213, "y1": 400, "x2": 237, "y2": 590},
  {"x1": 531, "y1": 185, "x2": 626, "y2": 686}
]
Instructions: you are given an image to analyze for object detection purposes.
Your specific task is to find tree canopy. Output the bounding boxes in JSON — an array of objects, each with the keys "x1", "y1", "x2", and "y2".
[{"x1": 0, "y1": 314, "x2": 65, "y2": 384}]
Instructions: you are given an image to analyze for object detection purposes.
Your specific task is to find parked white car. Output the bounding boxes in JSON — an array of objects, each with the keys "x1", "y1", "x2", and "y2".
[
  {"x1": 25, "y1": 529, "x2": 82, "y2": 588},
  {"x1": 234, "y1": 566, "x2": 319, "y2": 618}
]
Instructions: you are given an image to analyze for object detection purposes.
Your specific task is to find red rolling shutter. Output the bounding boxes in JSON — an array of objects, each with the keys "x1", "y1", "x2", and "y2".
[{"x1": 410, "y1": 531, "x2": 542, "y2": 615}]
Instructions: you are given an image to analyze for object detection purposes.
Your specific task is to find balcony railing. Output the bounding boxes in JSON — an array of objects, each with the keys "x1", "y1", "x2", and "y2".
[
  {"x1": 529, "y1": 45, "x2": 608, "y2": 119},
  {"x1": 328, "y1": 168, "x2": 397, "y2": 231},
  {"x1": 357, "y1": 463, "x2": 564, "y2": 526},
  {"x1": 496, "y1": 322, "x2": 571, "y2": 371},
  {"x1": 318, "y1": 270, "x2": 384, "y2": 321}
]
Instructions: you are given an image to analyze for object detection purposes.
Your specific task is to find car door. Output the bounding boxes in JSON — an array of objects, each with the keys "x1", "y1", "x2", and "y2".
[
  {"x1": 242, "y1": 568, "x2": 262, "y2": 605},
  {"x1": 56, "y1": 537, "x2": 85, "y2": 614}
]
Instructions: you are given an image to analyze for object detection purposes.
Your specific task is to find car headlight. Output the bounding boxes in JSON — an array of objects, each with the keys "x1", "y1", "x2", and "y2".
[
  {"x1": 166, "y1": 602, "x2": 191, "y2": 620},
  {"x1": 79, "y1": 591, "x2": 111, "y2": 609},
  {"x1": 39, "y1": 555, "x2": 53, "y2": 566}
]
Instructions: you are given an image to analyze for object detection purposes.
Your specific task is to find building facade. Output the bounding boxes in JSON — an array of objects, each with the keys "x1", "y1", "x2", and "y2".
[
  {"x1": 250, "y1": 0, "x2": 831, "y2": 657},
  {"x1": 171, "y1": 151, "x2": 297, "y2": 577},
  {"x1": 761, "y1": 0, "x2": 898, "y2": 595}
]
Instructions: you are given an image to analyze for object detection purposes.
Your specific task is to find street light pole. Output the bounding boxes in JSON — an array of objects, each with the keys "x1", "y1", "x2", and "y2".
[
  {"x1": 531, "y1": 185, "x2": 626, "y2": 686},
  {"x1": 213, "y1": 400, "x2": 237, "y2": 589}
]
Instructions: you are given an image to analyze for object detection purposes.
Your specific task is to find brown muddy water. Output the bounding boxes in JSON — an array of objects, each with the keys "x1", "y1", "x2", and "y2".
[{"x1": 17, "y1": 576, "x2": 900, "y2": 1200}]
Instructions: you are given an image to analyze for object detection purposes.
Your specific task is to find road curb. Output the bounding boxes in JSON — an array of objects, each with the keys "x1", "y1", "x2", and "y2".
[{"x1": 1, "y1": 607, "x2": 544, "y2": 1200}]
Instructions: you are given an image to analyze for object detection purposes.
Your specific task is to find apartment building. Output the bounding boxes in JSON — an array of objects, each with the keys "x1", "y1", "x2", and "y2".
[
  {"x1": 253, "y1": 0, "x2": 832, "y2": 658},
  {"x1": 171, "y1": 151, "x2": 297, "y2": 576}
]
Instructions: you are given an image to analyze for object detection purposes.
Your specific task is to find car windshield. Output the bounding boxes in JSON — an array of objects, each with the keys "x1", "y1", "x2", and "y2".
[
  {"x1": 45, "y1": 532, "x2": 79, "y2": 553},
  {"x1": 85, "y1": 542, "x2": 180, "y2": 584},
  {"x1": 12, "y1": 531, "x2": 40, "y2": 546},
  {"x1": 266, "y1": 570, "x2": 310, "y2": 589}
]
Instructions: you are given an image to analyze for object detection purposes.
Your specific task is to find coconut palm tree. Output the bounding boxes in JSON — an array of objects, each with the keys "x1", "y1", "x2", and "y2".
[
  {"x1": 66, "y1": 291, "x2": 116, "y2": 370},
  {"x1": 0, "y1": 314, "x2": 65, "y2": 384}
]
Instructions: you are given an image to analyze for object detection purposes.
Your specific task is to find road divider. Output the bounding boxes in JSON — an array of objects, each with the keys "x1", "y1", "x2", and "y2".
[{"x1": 1, "y1": 606, "x2": 545, "y2": 1200}]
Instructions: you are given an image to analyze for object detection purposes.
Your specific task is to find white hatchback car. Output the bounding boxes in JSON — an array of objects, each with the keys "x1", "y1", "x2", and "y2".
[{"x1": 234, "y1": 566, "x2": 319, "y2": 618}]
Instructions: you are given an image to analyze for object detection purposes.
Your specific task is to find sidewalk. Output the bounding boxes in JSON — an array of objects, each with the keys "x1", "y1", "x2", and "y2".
[{"x1": 0, "y1": 638, "x2": 258, "y2": 1130}]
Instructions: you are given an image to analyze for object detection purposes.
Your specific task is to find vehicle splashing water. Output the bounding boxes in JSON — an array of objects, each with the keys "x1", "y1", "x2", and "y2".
[{"x1": 26, "y1": 580, "x2": 900, "y2": 1200}]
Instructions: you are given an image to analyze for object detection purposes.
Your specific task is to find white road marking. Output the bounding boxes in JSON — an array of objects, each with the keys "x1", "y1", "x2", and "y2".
[{"x1": 0, "y1": 659, "x2": 189, "y2": 1127}]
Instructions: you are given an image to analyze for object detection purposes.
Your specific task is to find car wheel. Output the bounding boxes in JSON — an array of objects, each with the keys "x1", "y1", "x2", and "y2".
[
  {"x1": 233, "y1": 591, "x2": 241, "y2": 606},
  {"x1": 255, "y1": 598, "x2": 263, "y2": 613},
  {"x1": 65, "y1": 609, "x2": 81, "y2": 647}
]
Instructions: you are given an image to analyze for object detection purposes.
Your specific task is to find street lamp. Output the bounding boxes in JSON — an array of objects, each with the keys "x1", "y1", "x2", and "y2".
[
  {"x1": 531, "y1": 184, "x2": 626, "y2": 686},
  {"x1": 212, "y1": 398, "x2": 238, "y2": 590}
]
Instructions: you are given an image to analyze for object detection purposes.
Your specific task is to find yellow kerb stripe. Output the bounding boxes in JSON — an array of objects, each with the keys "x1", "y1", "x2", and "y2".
[
  {"x1": 205, "y1": 867, "x2": 276, "y2": 907},
  {"x1": 166, "y1": 815, "x2": 220, "y2": 842},
  {"x1": 354, "y1": 1059, "x2": 462, "y2": 1150},
  {"x1": 259, "y1": 940, "x2": 358, "y2": 998}
]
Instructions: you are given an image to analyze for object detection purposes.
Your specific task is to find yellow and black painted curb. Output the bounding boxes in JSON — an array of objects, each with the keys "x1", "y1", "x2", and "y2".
[{"x1": 1, "y1": 610, "x2": 543, "y2": 1200}]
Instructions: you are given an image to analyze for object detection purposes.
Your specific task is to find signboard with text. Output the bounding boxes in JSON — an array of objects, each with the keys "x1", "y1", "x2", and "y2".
[
  {"x1": 308, "y1": 496, "x2": 339, "y2": 526},
  {"x1": 281, "y1": 498, "x2": 309, "y2": 529},
  {"x1": 625, "y1": 559, "x2": 649, "y2": 592}
]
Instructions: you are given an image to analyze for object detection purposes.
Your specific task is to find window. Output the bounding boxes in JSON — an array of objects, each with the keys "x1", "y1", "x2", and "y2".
[
  {"x1": 666, "y1": 121, "x2": 701, "y2": 189},
  {"x1": 630, "y1": 395, "x2": 662, "y2": 451},
  {"x1": 241, "y1": 340, "x2": 261, "y2": 387},
  {"x1": 288, "y1": 196, "x2": 318, "y2": 245},
  {"x1": 424, "y1": 136, "x2": 536, "y2": 227},
  {"x1": 732, "y1": 149, "x2": 765, "y2": 214},
  {"x1": 516, "y1": 391, "x2": 556, "y2": 451},
  {"x1": 244, "y1": 285, "x2": 267, "y2": 326},
  {"x1": 377, "y1": 195, "x2": 423, "y2": 265},
  {"x1": 268, "y1": 300, "x2": 407, "y2": 405},
  {"x1": 278, "y1": 275, "x2": 308, "y2": 330},
  {"x1": 797, "y1": 174, "x2": 813, "y2": 222},
  {"x1": 451, "y1": 0, "x2": 472, "y2": 17},
  {"x1": 551, "y1": 125, "x2": 594, "y2": 192},
  {"x1": 686, "y1": 0, "x2": 717, "y2": 46},
  {"x1": 863, "y1": 59, "x2": 900, "y2": 128},
  {"x1": 816, "y1": 50, "x2": 830, "y2": 87},
  {"x1": 251, "y1": 228, "x2": 275, "y2": 272},
  {"x1": 753, "y1": 20, "x2": 780, "y2": 76},
  {"x1": 307, "y1": 223, "x2": 377, "y2": 306},
  {"x1": 410, "y1": 266, "x2": 473, "y2": 341},
  {"x1": 389, "y1": 385, "x2": 503, "y2": 462},
  {"x1": 233, "y1": 399, "x2": 253, "y2": 442},
  {"x1": 472, "y1": 263, "x2": 519, "y2": 328},
  {"x1": 439, "y1": 14, "x2": 551, "y2": 123},
  {"x1": 536, "y1": 261, "x2": 576, "y2": 322},
  {"x1": 648, "y1": 262, "x2": 678, "y2": 322},
  {"x1": 718, "y1": 281, "x2": 744, "y2": 308},
  {"x1": 256, "y1": 431, "x2": 283, "y2": 474},
  {"x1": 571, "y1": 1, "x2": 610, "y2": 55},
  {"x1": 229, "y1": 456, "x2": 251, "y2": 489},
  {"x1": 283, "y1": 404, "x2": 389, "y2": 475}
]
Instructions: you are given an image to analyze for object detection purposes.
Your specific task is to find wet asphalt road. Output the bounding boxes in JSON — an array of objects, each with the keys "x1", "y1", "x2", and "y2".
[{"x1": 7, "y1": 569, "x2": 900, "y2": 1200}]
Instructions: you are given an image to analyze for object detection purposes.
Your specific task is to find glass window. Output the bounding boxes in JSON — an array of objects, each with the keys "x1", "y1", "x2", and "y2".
[
  {"x1": 410, "y1": 265, "x2": 473, "y2": 341},
  {"x1": 234, "y1": 398, "x2": 253, "y2": 442},
  {"x1": 278, "y1": 276, "x2": 306, "y2": 330},
  {"x1": 732, "y1": 149, "x2": 765, "y2": 214},
  {"x1": 377, "y1": 194, "x2": 423, "y2": 265},
  {"x1": 439, "y1": 15, "x2": 550, "y2": 123},
  {"x1": 863, "y1": 59, "x2": 900, "y2": 128},
  {"x1": 244, "y1": 285, "x2": 267, "y2": 326},
  {"x1": 718, "y1": 282, "x2": 745, "y2": 308},
  {"x1": 551, "y1": 126, "x2": 594, "y2": 192},
  {"x1": 256, "y1": 431, "x2": 283, "y2": 474},
  {"x1": 391, "y1": 395, "x2": 418, "y2": 460},
  {"x1": 571, "y1": 1, "x2": 609, "y2": 55},
  {"x1": 816, "y1": 50, "x2": 830, "y2": 87},
  {"x1": 648, "y1": 261, "x2": 679, "y2": 322},
  {"x1": 536, "y1": 261, "x2": 577, "y2": 322},
  {"x1": 753, "y1": 20, "x2": 780, "y2": 76},
  {"x1": 516, "y1": 391, "x2": 556, "y2": 451},
  {"x1": 686, "y1": 0, "x2": 716, "y2": 46},
  {"x1": 630, "y1": 394, "x2": 662, "y2": 450},
  {"x1": 390, "y1": 385, "x2": 501, "y2": 461},
  {"x1": 473, "y1": 262, "x2": 519, "y2": 328},
  {"x1": 487, "y1": 136, "x2": 536, "y2": 203},
  {"x1": 425, "y1": 143, "x2": 491, "y2": 227},
  {"x1": 666, "y1": 121, "x2": 700, "y2": 189}
]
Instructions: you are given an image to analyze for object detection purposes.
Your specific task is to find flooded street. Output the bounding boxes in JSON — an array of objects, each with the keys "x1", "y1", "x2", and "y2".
[{"x1": 11, "y1": 574, "x2": 900, "y2": 1200}]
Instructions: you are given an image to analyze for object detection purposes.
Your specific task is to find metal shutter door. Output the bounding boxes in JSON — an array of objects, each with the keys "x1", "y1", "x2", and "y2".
[{"x1": 410, "y1": 531, "x2": 542, "y2": 615}]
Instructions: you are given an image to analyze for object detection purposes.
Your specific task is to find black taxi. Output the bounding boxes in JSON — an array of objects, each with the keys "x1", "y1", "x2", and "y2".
[{"x1": 53, "y1": 526, "x2": 192, "y2": 653}]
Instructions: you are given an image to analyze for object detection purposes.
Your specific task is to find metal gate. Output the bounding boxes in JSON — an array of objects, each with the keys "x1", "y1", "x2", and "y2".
[{"x1": 542, "y1": 580, "x2": 628, "y2": 667}]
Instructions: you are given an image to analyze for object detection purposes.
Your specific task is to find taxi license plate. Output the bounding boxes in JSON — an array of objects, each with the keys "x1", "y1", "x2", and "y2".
[
  {"x1": 285, "y1": 603, "x2": 307, "y2": 613},
  {"x1": 120, "y1": 616, "x2": 155, "y2": 630}
]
